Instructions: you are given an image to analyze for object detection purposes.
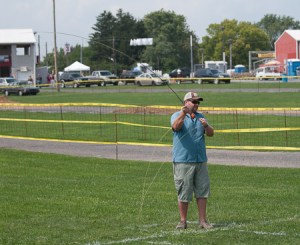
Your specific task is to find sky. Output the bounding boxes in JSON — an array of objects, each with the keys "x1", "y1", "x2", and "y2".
[{"x1": 1, "y1": 0, "x2": 299, "y2": 59}]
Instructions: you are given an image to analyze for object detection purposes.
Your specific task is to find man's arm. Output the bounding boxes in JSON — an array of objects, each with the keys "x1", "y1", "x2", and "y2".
[
  {"x1": 172, "y1": 108, "x2": 187, "y2": 131},
  {"x1": 199, "y1": 118, "x2": 214, "y2": 137}
]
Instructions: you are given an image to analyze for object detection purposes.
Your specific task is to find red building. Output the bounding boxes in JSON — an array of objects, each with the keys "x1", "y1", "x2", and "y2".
[{"x1": 275, "y1": 30, "x2": 300, "y2": 66}]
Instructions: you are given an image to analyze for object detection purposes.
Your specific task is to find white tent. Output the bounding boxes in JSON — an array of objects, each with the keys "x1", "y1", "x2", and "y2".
[{"x1": 64, "y1": 61, "x2": 90, "y2": 72}]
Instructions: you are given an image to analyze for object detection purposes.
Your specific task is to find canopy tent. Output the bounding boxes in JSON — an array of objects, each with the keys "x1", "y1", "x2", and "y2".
[
  {"x1": 265, "y1": 60, "x2": 281, "y2": 66},
  {"x1": 64, "y1": 61, "x2": 90, "y2": 72}
]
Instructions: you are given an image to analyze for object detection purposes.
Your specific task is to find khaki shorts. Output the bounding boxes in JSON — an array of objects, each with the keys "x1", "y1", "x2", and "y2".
[{"x1": 173, "y1": 162, "x2": 210, "y2": 202}]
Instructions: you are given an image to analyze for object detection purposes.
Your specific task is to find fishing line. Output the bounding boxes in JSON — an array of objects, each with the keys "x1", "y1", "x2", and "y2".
[
  {"x1": 41, "y1": 31, "x2": 191, "y2": 224},
  {"x1": 137, "y1": 128, "x2": 172, "y2": 222},
  {"x1": 38, "y1": 31, "x2": 184, "y2": 103},
  {"x1": 137, "y1": 125, "x2": 201, "y2": 224}
]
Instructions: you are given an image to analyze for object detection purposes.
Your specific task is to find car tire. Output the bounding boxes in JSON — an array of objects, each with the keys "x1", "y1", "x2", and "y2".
[
  {"x1": 4, "y1": 90, "x2": 9, "y2": 96},
  {"x1": 152, "y1": 81, "x2": 155, "y2": 86},
  {"x1": 86, "y1": 84, "x2": 91, "y2": 87},
  {"x1": 214, "y1": 79, "x2": 219, "y2": 84},
  {"x1": 100, "y1": 81, "x2": 106, "y2": 87},
  {"x1": 61, "y1": 83, "x2": 65, "y2": 88},
  {"x1": 177, "y1": 80, "x2": 181, "y2": 85},
  {"x1": 73, "y1": 83, "x2": 78, "y2": 88},
  {"x1": 137, "y1": 81, "x2": 142, "y2": 86},
  {"x1": 18, "y1": 90, "x2": 23, "y2": 96},
  {"x1": 197, "y1": 79, "x2": 202, "y2": 84}
]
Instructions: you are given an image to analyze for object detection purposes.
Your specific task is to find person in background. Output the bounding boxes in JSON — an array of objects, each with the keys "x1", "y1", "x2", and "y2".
[
  {"x1": 27, "y1": 75, "x2": 33, "y2": 84},
  {"x1": 171, "y1": 91, "x2": 214, "y2": 229}
]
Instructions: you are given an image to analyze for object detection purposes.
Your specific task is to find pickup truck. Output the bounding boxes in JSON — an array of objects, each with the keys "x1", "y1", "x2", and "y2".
[
  {"x1": 86, "y1": 70, "x2": 119, "y2": 86},
  {"x1": 255, "y1": 67, "x2": 282, "y2": 80}
]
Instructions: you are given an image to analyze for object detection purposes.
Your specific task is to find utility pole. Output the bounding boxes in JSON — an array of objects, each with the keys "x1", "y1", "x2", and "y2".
[
  {"x1": 52, "y1": 0, "x2": 60, "y2": 91},
  {"x1": 228, "y1": 39, "x2": 232, "y2": 70},
  {"x1": 190, "y1": 35, "x2": 193, "y2": 77}
]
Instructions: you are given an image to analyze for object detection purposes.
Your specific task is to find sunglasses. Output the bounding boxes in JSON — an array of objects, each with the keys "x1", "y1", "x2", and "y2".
[{"x1": 190, "y1": 100, "x2": 200, "y2": 105}]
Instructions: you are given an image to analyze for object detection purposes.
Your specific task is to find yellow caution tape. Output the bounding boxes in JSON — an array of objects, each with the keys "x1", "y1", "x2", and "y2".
[
  {"x1": 0, "y1": 118, "x2": 299, "y2": 132},
  {"x1": 0, "y1": 135, "x2": 299, "y2": 151},
  {"x1": 0, "y1": 103, "x2": 299, "y2": 111},
  {"x1": 0, "y1": 118, "x2": 170, "y2": 129}
]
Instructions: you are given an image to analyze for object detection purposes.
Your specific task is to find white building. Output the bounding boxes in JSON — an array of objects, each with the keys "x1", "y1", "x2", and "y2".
[{"x1": 0, "y1": 29, "x2": 36, "y2": 83}]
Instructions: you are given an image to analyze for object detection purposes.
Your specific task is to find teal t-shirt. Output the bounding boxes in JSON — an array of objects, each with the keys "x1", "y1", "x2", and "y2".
[{"x1": 171, "y1": 111, "x2": 208, "y2": 163}]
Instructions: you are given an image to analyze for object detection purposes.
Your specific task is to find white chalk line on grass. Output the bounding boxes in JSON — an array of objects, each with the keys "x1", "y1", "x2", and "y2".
[
  {"x1": 239, "y1": 230, "x2": 286, "y2": 236},
  {"x1": 85, "y1": 215, "x2": 299, "y2": 245}
]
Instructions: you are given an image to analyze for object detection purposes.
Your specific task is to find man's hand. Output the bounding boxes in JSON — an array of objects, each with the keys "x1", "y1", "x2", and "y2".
[{"x1": 199, "y1": 118, "x2": 208, "y2": 127}]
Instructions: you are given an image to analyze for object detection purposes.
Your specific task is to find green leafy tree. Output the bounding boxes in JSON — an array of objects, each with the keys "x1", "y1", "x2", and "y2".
[
  {"x1": 142, "y1": 9, "x2": 198, "y2": 72},
  {"x1": 89, "y1": 9, "x2": 147, "y2": 73},
  {"x1": 256, "y1": 14, "x2": 300, "y2": 49},
  {"x1": 199, "y1": 19, "x2": 270, "y2": 69}
]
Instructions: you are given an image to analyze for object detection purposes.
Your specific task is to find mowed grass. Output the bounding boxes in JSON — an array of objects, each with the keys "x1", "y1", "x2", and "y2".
[
  {"x1": 0, "y1": 149, "x2": 299, "y2": 244},
  {"x1": 5, "y1": 88, "x2": 300, "y2": 107}
]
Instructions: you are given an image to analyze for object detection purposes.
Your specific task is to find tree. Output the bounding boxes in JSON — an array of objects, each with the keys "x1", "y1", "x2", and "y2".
[
  {"x1": 142, "y1": 9, "x2": 198, "y2": 72},
  {"x1": 89, "y1": 9, "x2": 147, "y2": 73},
  {"x1": 257, "y1": 14, "x2": 300, "y2": 49},
  {"x1": 199, "y1": 19, "x2": 270, "y2": 69}
]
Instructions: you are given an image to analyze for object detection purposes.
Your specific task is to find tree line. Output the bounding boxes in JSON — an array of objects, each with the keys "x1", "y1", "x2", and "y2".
[{"x1": 40, "y1": 9, "x2": 300, "y2": 74}]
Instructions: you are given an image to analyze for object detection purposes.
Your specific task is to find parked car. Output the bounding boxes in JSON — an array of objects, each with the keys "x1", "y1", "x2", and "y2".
[
  {"x1": 3, "y1": 81, "x2": 40, "y2": 96},
  {"x1": 194, "y1": 68, "x2": 230, "y2": 84},
  {"x1": 59, "y1": 72, "x2": 92, "y2": 88},
  {"x1": 86, "y1": 70, "x2": 119, "y2": 86},
  {"x1": 296, "y1": 67, "x2": 300, "y2": 76},
  {"x1": 169, "y1": 68, "x2": 191, "y2": 78},
  {"x1": 168, "y1": 68, "x2": 192, "y2": 84},
  {"x1": 0, "y1": 77, "x2": 18, "y2": 87},
  {"x1": 135, "y1": 73, "x2": 168, "y2": 86},
  {"x1": 255, "y1": 67, "x2": 282, "y2": 80},
  {"x1": 210, "y1": 69, "x2": 231, "y2": 83},
  {"x1": 119, "y1": 70, "x2": 142, "y2": 85}
]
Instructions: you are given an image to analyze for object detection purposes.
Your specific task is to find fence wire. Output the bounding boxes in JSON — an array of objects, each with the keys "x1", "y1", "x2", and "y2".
[{"x1": 0, "y1": 103, "x2": 299, "y2": 151}]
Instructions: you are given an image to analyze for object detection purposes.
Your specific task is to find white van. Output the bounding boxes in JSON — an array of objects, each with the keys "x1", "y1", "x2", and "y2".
[{"x1": 255, "y1": 67, "x2": 282, "y2": 80}]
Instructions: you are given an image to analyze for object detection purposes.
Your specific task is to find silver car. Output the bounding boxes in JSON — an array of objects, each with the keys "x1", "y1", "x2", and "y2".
[{"x1": 134, "y1": 73, "x2": 168, "y2": 86}]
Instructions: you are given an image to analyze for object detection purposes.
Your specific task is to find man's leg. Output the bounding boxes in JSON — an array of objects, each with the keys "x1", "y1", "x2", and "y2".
[
  {"x1": 176, "y1": 200, "x2": 188, "y2": 229},
  {"x1": 197, "y1": 197, "x2": 213, "y2": 229},
  {"x1": 178, "y1": 200, "x2": 189, "y2": 222},
  {"x1": 196, "y1": 197, "x2": 207, "y2": 223}
]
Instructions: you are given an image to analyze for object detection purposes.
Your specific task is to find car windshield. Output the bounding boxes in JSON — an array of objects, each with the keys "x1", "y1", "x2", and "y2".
[
  {"x1": 210, "y1": 69, "x2": 219, "y2": 74},
  {"x1": 7, "y1": 78, "x2": 17, "y2": 84},
  {"x1": 100, "y1": 71, "x2": 112, "y2": 76},
  {"x1": 150, "y1": 73, "x2": 159, "y2": 77},
  {"x1": 72, "y1": 73, "x2": 81, "y2": 78}
]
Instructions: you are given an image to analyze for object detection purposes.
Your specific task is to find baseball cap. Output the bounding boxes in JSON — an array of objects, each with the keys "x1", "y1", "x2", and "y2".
[{"x1": 183, "y1": 92, "x2": 203, "y2": 102}]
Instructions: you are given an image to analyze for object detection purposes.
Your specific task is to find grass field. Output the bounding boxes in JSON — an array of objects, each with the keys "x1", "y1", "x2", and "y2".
[
  {"x1": 4, "y1": 83, "x2": 300, "y2": 107},
  {"x1": 0, "y1": 83, "x2": 299, "y2": 244},
  {"x1": 0, "y1": 149, "x2": 299, "y2": 244}
]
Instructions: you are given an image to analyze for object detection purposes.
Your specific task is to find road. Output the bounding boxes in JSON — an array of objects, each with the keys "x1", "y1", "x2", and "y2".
[{"x1": 0, "y1": 138, "x2": 299, "y2": 168}]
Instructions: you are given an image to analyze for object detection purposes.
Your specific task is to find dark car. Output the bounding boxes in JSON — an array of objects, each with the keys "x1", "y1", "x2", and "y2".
[
  {"x1": 119, "y1": 70, "x2": 143, "y2": 85},
  {"x1": 296, "y1": 67, "x2": 300, "y2": 76},
  {"x1": 3, "y1": 81, "x2": 40, "y2": 96},
  {"x1": 194, "y1": 68, "x2": 230, "y2": 84},
  {"x1": 168, "y1": 68, "x2": 192, "y2": 84},
  {"x1": 210, "y1": 69, "x2": 231, "y2": 83},
  {"x1": 169, "y1": 68, "x2": 191, "y2": 78},
  {"x1": 59, "y1": 72, "x2": 91, "y2": 88}
]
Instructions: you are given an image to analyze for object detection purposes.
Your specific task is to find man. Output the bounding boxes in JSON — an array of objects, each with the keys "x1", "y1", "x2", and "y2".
[{"x1": 171, "y1": 91, "x2": 214, "y2": 229}]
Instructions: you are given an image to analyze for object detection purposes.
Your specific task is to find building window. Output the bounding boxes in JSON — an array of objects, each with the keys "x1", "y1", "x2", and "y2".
[{"x1": 16, "y1": 45, "x2": 30, "y2": 56}]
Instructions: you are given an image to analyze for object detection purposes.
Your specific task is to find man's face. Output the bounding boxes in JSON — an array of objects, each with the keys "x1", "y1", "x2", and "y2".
[{"x1": 185, "y1": 99, "x2": 200, "y2": 113}]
